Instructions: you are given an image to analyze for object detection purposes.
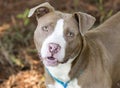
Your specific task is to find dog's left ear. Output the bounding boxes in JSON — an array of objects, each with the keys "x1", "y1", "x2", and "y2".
[
  {"x1": 73, "y1": 12, "x2": 96, "y2": 35},
  {"x1": 28, "y1": 2, "x2": 55, "y2": 19}
]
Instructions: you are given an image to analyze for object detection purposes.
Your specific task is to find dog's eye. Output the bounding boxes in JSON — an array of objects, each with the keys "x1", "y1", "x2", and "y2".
[
  {"x1": 67, "y1": 32, "x2": 74, "y2": 37},
  {"x1": 42, "y1": 26, "x2": 49, "y2": 31}
]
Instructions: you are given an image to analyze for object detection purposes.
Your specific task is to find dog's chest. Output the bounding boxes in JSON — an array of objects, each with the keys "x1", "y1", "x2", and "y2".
[
  {"x1": 47, "y1": 59, "x2": 73, "y2": 82},
  {"x1": 47, "y1": 59, "x2": 81, "y2": 88},
  {"x1": 48, "y1": 79, "x2": 81, "y2": 88}
]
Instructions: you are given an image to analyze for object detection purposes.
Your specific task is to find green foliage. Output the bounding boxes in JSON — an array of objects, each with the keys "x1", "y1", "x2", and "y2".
[
  {"x1": 73, "y1": 0, "x2": 79, "y2": 10},
  {"x1": 10, "y1": 55, "x2": 24, "y2": 67},
  {"x1": 98, "y1": 0, "x2": 113, "y2": 23},
  {"x1": 1, "y1": 27, "x2": 33, "y2": 48},
  {"x1": 17, "y1": 9, "x2": 30, "y2": 26},
  {"x1": 0, "y1": 24, "x2": 35, "y2": 66},
  {"x1": 0, "y1": 8, "x2": 37, "y2": 67}
]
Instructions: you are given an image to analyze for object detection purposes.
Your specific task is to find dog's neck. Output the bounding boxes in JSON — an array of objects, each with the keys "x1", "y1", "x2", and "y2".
[
  {"x1": 46, "y1": 58, "x2": 75, "y2": 82},
  {"x1": 69, "y1": 37, "x2": 89, "y2": 79}
]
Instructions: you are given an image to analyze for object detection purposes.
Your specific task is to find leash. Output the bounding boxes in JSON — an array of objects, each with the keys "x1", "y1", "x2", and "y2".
[
  {"x1": 46, "y1": 68, "x2": 83, "y2": 88},
  {"x1": 46, "y1": 68, "x2": 70, "y2": 88}
]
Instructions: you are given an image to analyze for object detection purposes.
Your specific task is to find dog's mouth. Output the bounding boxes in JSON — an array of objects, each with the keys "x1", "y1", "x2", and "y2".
[
  {"x1": 38, "y1": 54, "x2": 58, "y2": 66},
  {"x1": 47, "y1": 56, "x2": 56, "y2": 60},
  {"x1": 38, "y1": 54, "x2": 67, "y2": 66},
  {"x1": 44, "y1": 56, "x2": 58, "y2": 66}
]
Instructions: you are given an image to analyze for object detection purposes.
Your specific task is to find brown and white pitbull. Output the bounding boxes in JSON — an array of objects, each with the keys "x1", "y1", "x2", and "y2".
[{"x1": 28, "y1": 2, "x2": 120, "y2": 88}]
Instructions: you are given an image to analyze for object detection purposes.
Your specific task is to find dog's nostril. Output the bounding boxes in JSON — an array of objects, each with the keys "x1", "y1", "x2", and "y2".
[
  {"x1": 48, "y1": 43, "x2": 61, "y2": 54},
  {"x1": 49, "y1": 46, "x2": 52, "y2": 50}
]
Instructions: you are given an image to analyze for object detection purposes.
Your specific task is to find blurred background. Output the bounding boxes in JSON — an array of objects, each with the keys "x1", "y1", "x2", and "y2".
[{"x1": 0, "y1": 0, "x2": 120, "y2": 88}]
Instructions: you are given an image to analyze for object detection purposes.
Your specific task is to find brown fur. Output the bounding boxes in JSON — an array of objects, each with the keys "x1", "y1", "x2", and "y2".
[
  {"x1": 76, "y1": 12, "x2": 120, "y2": 88},
  {"x1": 28, "y1": 2, "x2": 120, "y2": 88}
]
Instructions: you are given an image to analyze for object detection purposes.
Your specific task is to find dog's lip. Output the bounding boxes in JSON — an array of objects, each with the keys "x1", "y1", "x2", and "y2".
[
  {"x1": 45, "y1": 56, "x2": 58, "y2": 66},
  {"x1": 47, "y1": 56, "x2": 56, "y2": 60},
  {"x1": 38, "y1": 54, "x2": 65, "y2": 66}
]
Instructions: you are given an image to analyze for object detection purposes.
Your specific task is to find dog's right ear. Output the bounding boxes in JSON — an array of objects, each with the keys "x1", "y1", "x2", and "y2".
[{"x1": 28, "y1": 2, "x2": 55, "y2": 19}]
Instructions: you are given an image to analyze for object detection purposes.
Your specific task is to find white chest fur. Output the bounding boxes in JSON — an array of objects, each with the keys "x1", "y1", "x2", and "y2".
[
  {"x1": 47, "y1": 59, "x2": 73, "y2": 82},
  {"x1": 47, "y1": 59, "x2": 81, "y2": 88}
]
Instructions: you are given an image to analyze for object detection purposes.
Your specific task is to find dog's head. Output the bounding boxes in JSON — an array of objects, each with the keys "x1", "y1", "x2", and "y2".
[{"x1": 28, "y1": 2, "x2": 95, "y2": 67}]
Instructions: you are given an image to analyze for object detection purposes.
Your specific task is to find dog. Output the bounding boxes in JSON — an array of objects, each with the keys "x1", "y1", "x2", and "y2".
[{"x1": 28, "y1": 2, "x2": 120, "y2": 88}]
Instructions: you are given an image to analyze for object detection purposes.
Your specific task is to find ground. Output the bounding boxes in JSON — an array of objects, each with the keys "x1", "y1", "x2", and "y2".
[{"x1": 0, "y1": 0, "x2": 120, "y2": 88}]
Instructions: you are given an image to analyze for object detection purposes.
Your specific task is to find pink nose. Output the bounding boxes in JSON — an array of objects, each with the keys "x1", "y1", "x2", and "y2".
[{"x1": 48, "y1": 43, "x2": 61, "y2": 55}]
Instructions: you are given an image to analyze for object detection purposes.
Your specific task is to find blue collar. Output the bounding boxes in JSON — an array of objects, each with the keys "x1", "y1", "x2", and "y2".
[{"x1": 46, "y1": 68, "x2": 70, "y2": 88}]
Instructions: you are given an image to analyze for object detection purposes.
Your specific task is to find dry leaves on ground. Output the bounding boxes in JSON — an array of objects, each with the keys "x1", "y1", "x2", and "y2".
[{"x1": 0, "y1": 70, "x2": 45, "y2": 88}]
